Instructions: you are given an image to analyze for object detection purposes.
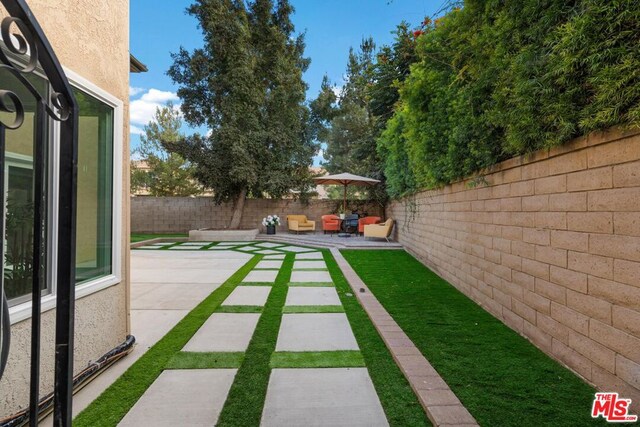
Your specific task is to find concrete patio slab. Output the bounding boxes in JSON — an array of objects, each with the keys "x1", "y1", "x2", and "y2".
[
  {"x1": 135, "y1": 245, "x2": 164, "y2": 250},
  {"x1": 263, "y1": 254, "x2": 286, "y2": 260},
  {"x1": 296, "y1": 252, "x2": 324, "y2": 260},
  {"x1": 183, "y1": 313, "x2": 261, "y2": 352},
  {"x1": 131, "y1": 283, "x2": 219, "y2": 310},
  {"x1": 255, "y1": 242, "x2": 284, "y2": 248},
  {"x1": 217, "y1": 241, "x2": 252, "y2": 245},
  {"x1": 276, "y1": 313, "x2": 359, "y2": 351},
  {"x1": 261, "y1": 368, "x2": 388, "y2": 427},
  {"x1": 243, "y1": 270, "x2": 278, "y2": 283},
  {"x1": 118, "y1": 369, "x2": 236, "y2": 427},
  {"x1": 222, "y1": 286, "x2": 271, "y2": 306},
  {"x1": 293, "y1": 260, "x2": 327, "y2": 270},
  {"x1": 255, "y1": 260, "x2": 284, "y2": 269},
  {"x1": 278, "y1": 245, "x2": 314, "y2": 253},
  {"x1": 285, "y1": 287, "x2": 340, "y2": 306},
  {"x1": 236, "y1": 246, "x2": 258, "y2": 252},
  {"x1": 290, "y1": 271, "x2": 333, "y2": 283}
]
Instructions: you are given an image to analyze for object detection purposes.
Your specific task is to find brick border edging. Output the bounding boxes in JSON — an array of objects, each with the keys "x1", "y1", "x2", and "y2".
[{"x1": 331, "y1": 248, "x2": 479, "y2": 427}]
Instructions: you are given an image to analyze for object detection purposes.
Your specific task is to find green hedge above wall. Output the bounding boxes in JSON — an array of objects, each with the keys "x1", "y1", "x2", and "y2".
[{"x1": 379, "y1": 0, "x2": 640, "y2": 197}]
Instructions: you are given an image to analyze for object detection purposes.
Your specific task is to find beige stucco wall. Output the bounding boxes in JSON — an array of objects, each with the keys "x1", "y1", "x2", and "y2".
[
  {"x1": 0, "y1": 0, "x2": 130, "y2": 417},
  {"x1": 387, "y1": 128, "x2": 640, "y2": 410}
]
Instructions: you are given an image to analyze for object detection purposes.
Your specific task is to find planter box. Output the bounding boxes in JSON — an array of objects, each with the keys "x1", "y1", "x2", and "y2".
[{"x1": 189, "y1": 228, "x2": 259, "y2": 241}]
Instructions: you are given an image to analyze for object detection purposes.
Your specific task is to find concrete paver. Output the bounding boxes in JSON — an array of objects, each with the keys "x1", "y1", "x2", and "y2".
[
  {"x1": 285, "y1": 287, "x2": 340, "y2": 306},
  {"x1": 261, "y1": 368, "x2": 388, "y2": 427},
  {"x1": 222, "y1": 286, "x2": 271, "y2": 306},
  {"x1": 183, "y1": 313, "x2": 261, "y2": 352},
  {"x1": 244, "y1": 270, "x2": 279, "y2": 283},
  {"x1": 255, "y1": 260, "x2": 284, "y2": 269},
  {"x1": 296, "y1": 252, "x2": 323, "y2": 260},
  {"x1": 290, "y1": 270, "x2": 333, "y2": 283},
  {"x1": 293, "y1": 260, "x2": 327, "y2": 270},
  {"x1": 118, "y1": 369, "x2": 236, "y2": 427},
  {"x1": 279, "y1": 245, "x2": 314, "y2": 253},
  {"x1": 276, "y1": 313, "x2": 358, "y2": 351}
]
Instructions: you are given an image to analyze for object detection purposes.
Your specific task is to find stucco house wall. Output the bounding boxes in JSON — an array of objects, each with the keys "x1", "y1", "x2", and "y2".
[{"x1": 0, "y1": 0, "x2": 129, "y2": 416}]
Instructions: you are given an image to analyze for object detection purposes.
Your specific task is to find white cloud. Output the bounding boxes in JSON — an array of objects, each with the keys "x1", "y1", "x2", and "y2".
[
  {"x1": 129, "y1": 88, "x2": 180, "y2": 127},
  {"x1": 130, "y1": 125, "x2": 145, "y2": 135},
  {"x1": 332, "y1": 85, "x2": 343, "y2": 99},
  {"x1": 129, "y1": 86, "x2": 144, "y2": 96}
]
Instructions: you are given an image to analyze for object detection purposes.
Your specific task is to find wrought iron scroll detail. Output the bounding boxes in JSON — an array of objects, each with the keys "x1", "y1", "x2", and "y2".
[{"x1": 0, "y1": 1, "x2": 78, "y2": 426}]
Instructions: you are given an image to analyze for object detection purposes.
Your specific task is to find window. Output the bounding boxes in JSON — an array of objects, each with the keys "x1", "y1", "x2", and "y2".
[
  {"x1": 74, "y1": 88, "x2": 114, "y2": 284},
  {"x1": 0, "y1": 66, "x2": 118, "y2": 309}
]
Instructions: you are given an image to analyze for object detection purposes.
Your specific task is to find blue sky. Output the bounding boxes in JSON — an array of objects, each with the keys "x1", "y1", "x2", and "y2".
[{"x1": 129, "y1": 0, "x2": 441, "y2": 161}]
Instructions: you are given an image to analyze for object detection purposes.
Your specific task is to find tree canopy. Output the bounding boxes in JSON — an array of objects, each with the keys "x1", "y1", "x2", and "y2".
[{"x1": 167, "y1": 0, "x2": 315, "y2": 227}]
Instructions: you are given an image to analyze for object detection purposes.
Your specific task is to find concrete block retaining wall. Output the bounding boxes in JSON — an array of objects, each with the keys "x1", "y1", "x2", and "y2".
[
  {"x1": 131, "y1": 197, "x2": 384, "y2": 234},
  {"x1": 386, "y1": 128, "x2": 640, "y2": 405}
]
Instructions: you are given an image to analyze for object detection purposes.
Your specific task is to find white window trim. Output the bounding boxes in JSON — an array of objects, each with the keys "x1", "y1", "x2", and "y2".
[{"x1": 9, "y1": 67, "x2": 124, "y2": 325}]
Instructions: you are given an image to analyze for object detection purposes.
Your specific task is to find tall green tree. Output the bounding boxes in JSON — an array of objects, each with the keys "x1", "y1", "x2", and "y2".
[
  {"x1": 167, "y1": 0, "x2": 314, "y2": 228},
  {"x1": 312, "y1": 38, "x2": 388, "y2": 206},
  {"x1": 131, "y1": 102, "x2": 202, "y2": 196}
]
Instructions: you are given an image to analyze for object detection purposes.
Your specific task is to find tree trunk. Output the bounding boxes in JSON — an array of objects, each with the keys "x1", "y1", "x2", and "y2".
[{"x1": 229, "y1": 188, "x2": 247, "y2": 229}]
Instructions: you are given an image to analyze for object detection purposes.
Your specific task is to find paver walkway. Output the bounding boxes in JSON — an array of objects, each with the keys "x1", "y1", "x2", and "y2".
[{"x1": 119, "y1": 241, "x2": 389, "y2": 426}]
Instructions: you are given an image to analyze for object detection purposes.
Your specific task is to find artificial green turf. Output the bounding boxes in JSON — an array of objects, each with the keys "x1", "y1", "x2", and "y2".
[
  {"x1": 270, "y1": 351, "x2": 365, "y2": 368},
  {"x1": 130, "y1": 233, "x2": 187, "y2": 243},
  {"x1": 281, "y1": 305, "x2": 344, "y2": 313},
  {"x1": 341, "y1": 250, "x2": 608, "y2": 427},
  {"x1": 73, "y1": 255, "x2": 262, "y2": 427},
  {"x1": 216, "y1": 305, "x2": 264, "y2": 313},
  {"x1": 287, "y1": 281, "x2": 335, "y2": 287},
  {"x1": 216, "y1": 253, "x2": 294, "y2": 426},
  {"x1": 323, "y1": 250, "x2": 430, "y2": 427},
  {"x1": 291, "y1": 268, "x2": 328, "y2": 271},
  {"x1": 167, "y1": 352, "x2": 245, "y2": 369}
]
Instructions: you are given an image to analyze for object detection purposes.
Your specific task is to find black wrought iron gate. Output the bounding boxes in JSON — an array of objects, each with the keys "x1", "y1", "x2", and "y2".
[{"x1": 0, "y1": 0, "x2": 78, "y2": 426}]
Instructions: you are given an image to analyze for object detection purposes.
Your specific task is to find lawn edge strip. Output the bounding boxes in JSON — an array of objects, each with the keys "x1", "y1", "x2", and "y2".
[
  {"x1": 340, "y1": 249, "x2": 605, "y2": 427},
  {"x1": 287, "y1": 281, "x2": 334, "y2": 287},
  {"x1": 73, "y1": 255, "x2": 263, "y2": 427},
  {"x1": 167, "y1": 352, "x2": 245, "y2": 369},
  {"x1": 323, "y1": 249, "x2": 430, "y2": 427},
  {"x1": 216, "y1": 305, "x2": 264, "y2": 313},
  {"x1": 216, "y1": 253, "x2": 294, "y2": 426},
  {"x1": 269, "y1": 351, "x2": 365, "y2": 368},
  {"x1": 282, "y1": 305, "x2": 344, "y2": 313}
]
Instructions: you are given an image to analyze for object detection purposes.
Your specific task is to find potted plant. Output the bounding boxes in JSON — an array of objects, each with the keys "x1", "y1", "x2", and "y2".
[
  {"x1": 338, "y1": 207, "x2": 345, "y2": 220},
  {"x1": 262, "y1": 215, "x2": 281, "y2": 235}
]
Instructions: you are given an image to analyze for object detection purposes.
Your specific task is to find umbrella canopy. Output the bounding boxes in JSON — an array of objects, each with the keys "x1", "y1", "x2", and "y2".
[{"x1": 313, "y1": 173, "x2": 380, "y2": 214}]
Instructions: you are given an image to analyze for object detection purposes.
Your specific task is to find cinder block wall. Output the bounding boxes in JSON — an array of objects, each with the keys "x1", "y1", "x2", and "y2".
[
  {"x1": 387, "y1": 128, "x2": 640, "y2": 404},
  {"x1": 131, "y1": 197, "x2": 384, "y2": 233}
]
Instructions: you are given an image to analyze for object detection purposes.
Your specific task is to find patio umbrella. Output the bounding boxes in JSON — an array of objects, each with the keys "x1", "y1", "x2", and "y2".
[{"x1": 313, "y1": 172, "x2": 380, "y2": 215}]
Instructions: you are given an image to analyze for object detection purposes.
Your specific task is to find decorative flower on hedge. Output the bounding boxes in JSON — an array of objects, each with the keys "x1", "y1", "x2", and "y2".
[{"x1": 262, "y1": 214, "x2": 281, "y2": 227}]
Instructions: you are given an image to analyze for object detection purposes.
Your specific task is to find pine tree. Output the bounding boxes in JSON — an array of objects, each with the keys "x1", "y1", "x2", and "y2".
[
  {"x1": 167, "y1": 0, "x2": 314, "y2": 228},
  {"x1": 131, "y1": 103, "x2": 202, "y2": 197}
]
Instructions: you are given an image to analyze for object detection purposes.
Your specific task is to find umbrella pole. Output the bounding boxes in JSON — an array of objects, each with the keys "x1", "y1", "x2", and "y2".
[{"x1": 343, "y1": 184, "x2": 347, "y2": 215}]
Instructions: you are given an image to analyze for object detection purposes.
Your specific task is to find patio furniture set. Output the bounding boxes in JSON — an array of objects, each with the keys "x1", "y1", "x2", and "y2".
[{"x1": 286, "y1": 214, "x2": 394, "y2": 242}]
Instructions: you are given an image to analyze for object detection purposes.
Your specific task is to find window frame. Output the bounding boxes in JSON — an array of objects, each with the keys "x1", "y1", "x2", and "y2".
[{"x1": 8, "y1": 66, "x2": 123, "y2": 325}]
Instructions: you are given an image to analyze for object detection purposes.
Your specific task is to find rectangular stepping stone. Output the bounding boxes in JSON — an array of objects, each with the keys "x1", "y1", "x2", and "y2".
[
  {"x1": 278, "y1": 245, "x2": 314, "y2": 253},
  {"x1": 255, "y1": 249, "x2": 282, "y2": 255},
  {"x1": 222, "y1": 286, "x2": 271, "y2": 306},
  {"x1": 290, "y1": 271, "x2": 333, "y2": 283},
  {"x1": 183, "y1": 313, "x2": 260, "y2": 352},
  {"x1": 119, "y1": 369, "x2": 237, "y2": 427},
  {"x1": 255, "y1": 242, "x2": 284, "y2": 248},
  {"x1": 180, "y1": 242, "x2": 211, "y2": 246},
  {"x1": 293, "y1": 260, "x2": 327, "y2": 270},
  {"x1": 236, "y1": 246, "x2": 258, "y2": 252},
  {"x1": 263, "y1": 254, "x2": 285, "y2": 260},
  {"x1": 296, "y1": 252, "x2": 323, "y2": 260},
  {"x1": 285, "y1": 287, "x2": 341, "y2": 306},
  {"x1": 261, "y1": 368, "x2": 388, "y2": 427},
  {"x1": 276, "y1": 313, "x2": 359, "y2": 351},
  {"x1": 255, "y1": 260, "x2": 283, "y2": 269},
  {"x1": 243, "y1": 270, "x2": 278, "y2": 283},
  {"x1": 148, "y1": 242, "x2": 172, "y2": 246}
]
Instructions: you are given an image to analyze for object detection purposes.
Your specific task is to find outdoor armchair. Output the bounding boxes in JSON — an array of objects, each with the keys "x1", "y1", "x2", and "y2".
[
  {"x1": 358, "y1": 216, "x2": 381, "y2": 235},
  {"x1": 287, "y1": 215, "x2": 316, "y2": 234},
  {"x1": 322, "y1": 215, "x2": 341, "y2": 234},
  {"x1": 363, "y1": 218, "x2": 394, "y2": 242}
]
